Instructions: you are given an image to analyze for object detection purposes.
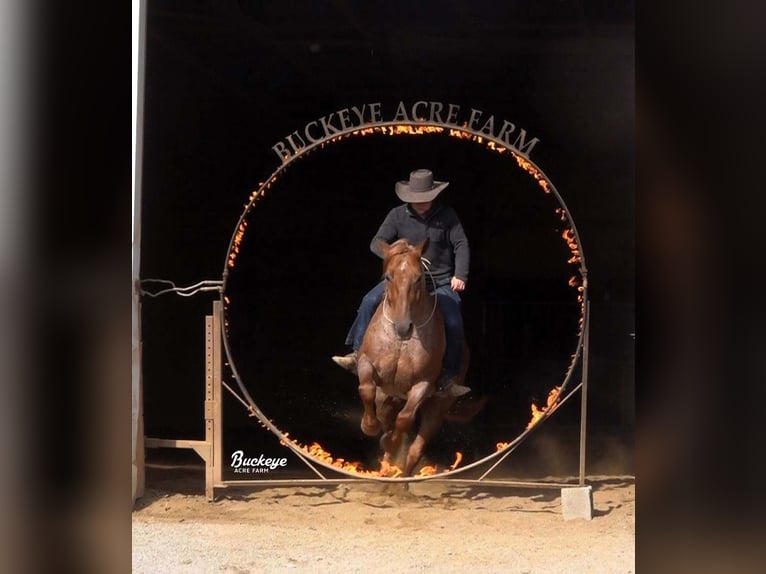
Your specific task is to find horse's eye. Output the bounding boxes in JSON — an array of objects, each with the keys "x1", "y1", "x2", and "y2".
[{"x1": 384, "y1": 273, "x2": 392, "y2": 282}]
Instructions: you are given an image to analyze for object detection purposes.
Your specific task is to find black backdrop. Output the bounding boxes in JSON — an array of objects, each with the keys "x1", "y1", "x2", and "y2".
[{"x1": 140, "y1": 1, "x2": 634, "y2": 474}]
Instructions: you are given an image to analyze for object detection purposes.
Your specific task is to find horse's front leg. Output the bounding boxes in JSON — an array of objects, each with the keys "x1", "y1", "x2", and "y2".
[
  {"x1": 357, "y1": 359, "x2": 381, "y2": 436},
  {"x1": 403, "y1": 394, "x2": 454, "y2": 476},
  {"x1": 382, "y1": 380, "x2": 432, "y2": 462}
]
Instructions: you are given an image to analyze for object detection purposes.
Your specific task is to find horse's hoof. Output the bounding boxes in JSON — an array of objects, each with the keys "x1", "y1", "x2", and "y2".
[{"x1": 361, "y1": 418, "x2": 381, "y2": 436}]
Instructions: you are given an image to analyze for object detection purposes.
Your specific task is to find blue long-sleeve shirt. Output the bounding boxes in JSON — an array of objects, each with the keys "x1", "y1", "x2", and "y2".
[{"x1": 370, "y1": 202, "x2": 470, "y2": 289}]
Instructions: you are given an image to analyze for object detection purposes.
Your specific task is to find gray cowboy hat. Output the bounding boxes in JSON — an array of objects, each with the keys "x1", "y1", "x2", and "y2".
[{"x1": 395, "y1": 169, "x2": 449, "y2": 203}]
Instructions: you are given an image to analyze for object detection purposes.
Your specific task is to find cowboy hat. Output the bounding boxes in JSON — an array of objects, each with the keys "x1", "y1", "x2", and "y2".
[{"x1": 395, "y1": 169, "x2": 449, "y2": 203}]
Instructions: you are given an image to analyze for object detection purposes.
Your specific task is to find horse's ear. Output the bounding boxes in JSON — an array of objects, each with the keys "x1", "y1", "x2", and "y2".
[
  {"x1": 415, "y1": 237, "x2": 429, "y2": 256},
  {"x1": 377, "y1": 240, "x2": 391, "y2": 258}
]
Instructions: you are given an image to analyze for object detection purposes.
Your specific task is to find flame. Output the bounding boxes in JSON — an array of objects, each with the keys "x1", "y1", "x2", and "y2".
[
  {"x1": 496, "y1": 442, "x2": 511, "y2": 452},
  {"x1": 561, "y1": 229, "x2": 582, "y2": 265},
  {"x1": 486, "y1": 140, "x2": 507, "y2": 154},
  {"x1": 380, "y1": 125, "x2": 444, "y2": 136},
  {"x1": 526, "y1": 386, "x2": 562, "y2": 430},
  {"x1": 448, "y1": 128, "x2": 473, "y2": 140},
  {"x1": 417, "y1": 465, "x2": 438, "y2": 477},
  {"x1": 275, "y1": 433, "x2": 464, "y2": 478},
  {"x1": 444, "y1": 127, "x2": 507, "y2": 155},
  {"x1": 379, "y1": 459, "x2": 404, "y2": 478},
  {"x1": 513, "y1": 155, "x2": 552, "y2": 194},
  {"x1": 227, "y1": 220, "x2": 249, "y2": 268},
  {"x1": 352, "y1": 127, "x2": 376, "y2": 136},
  {"x1": 273, "y1": 429, "x2": 467, "y2": 477}
]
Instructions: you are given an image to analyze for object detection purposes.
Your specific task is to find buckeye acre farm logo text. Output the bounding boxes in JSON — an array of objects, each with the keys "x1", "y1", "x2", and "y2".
[
  {"x1": 270, "y1": 100, "x2": 540, "y2": 163},
  {"x1": 230, "y1": 450, "x2": 288, "y2": 474}
]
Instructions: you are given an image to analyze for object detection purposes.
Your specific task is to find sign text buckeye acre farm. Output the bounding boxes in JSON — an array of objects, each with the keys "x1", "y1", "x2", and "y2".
[{"x1": 270, "y1": 101, "x2": 540, "y2": 163}]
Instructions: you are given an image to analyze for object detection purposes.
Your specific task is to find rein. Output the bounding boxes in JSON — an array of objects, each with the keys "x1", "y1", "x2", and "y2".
[{"x1": 382, "y1": 257, "x2": 438, "y2": 329}]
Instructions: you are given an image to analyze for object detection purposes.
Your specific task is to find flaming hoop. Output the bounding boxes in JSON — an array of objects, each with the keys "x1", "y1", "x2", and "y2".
[{"x1": 220, "y1": 119, "x2": 588, "y2": 481}]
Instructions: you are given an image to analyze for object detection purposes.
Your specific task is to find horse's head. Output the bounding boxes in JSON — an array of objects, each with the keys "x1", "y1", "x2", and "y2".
[{"x1": 379, "y1": 238, "x2": 430, "y2": 340}]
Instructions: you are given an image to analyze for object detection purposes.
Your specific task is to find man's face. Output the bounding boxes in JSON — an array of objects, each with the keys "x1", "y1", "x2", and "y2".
[{"x1": 411, "y1": 201, "x2": 433, "y2": 216}]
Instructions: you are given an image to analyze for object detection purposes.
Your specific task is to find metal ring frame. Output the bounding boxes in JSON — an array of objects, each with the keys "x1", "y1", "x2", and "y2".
[{"x1": 220, "y1": 120, "x2": 589, "y2": 482}]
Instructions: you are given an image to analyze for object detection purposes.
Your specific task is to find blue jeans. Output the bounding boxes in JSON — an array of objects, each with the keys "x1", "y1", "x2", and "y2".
[{"x1": 345, "y1": 281, "x2": 465, "y2": 378}]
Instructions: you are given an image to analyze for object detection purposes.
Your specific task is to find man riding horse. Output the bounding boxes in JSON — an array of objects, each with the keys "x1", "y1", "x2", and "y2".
[{"x1": 332, "y1": 168, "x2": 470, "y2": 397}]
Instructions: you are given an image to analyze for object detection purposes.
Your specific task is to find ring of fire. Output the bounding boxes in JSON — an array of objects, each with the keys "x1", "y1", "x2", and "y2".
[{"x1": 220, "y1": 120, "x2": 588, "y2": 481}]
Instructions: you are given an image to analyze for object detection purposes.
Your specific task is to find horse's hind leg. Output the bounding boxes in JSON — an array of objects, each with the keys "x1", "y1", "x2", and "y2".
[
  {"x1": 403, "y1": 397, "x2": 453, "y2": 476},
  {"x1": 357, "y1": 360, "x2": 381, "y2": 436}
]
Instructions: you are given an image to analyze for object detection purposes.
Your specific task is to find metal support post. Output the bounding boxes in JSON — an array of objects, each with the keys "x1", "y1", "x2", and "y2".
[{"x1": 578, "y1": 300, "x2": 590, "y2": 486}]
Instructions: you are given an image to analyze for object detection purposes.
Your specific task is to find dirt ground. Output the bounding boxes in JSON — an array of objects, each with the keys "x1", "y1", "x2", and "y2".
[{"x1": 132, "y1": 462, "x2": 634, "y2": 573}]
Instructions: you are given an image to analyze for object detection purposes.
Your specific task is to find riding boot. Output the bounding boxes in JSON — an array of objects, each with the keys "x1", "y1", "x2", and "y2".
[
  {"x1": 331, "y1": 351, "x2": 358, "y2": 374},
  {"x1": 435, "y1": 372, "x2": 471, "y2": 397}
]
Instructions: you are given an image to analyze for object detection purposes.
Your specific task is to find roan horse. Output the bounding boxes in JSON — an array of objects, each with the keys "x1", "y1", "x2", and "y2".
[{"x1": 356, "y1": 238, "x2": 469, "y2": 476}]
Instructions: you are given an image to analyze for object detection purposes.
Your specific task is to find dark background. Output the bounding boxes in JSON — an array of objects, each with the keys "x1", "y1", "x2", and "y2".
[{"x1": 139, "y1": 0, "x2": 634, "y2": 473}]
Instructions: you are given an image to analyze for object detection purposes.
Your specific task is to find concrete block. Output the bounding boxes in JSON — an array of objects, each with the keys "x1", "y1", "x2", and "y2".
[{"x1": 561, "y1": 486, "x2": 593, "y2": 520}]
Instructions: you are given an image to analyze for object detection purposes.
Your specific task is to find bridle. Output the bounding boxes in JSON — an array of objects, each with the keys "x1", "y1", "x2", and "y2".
[{"x1": 381, "y1": 257, "x2": 438, "y2": 329}]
